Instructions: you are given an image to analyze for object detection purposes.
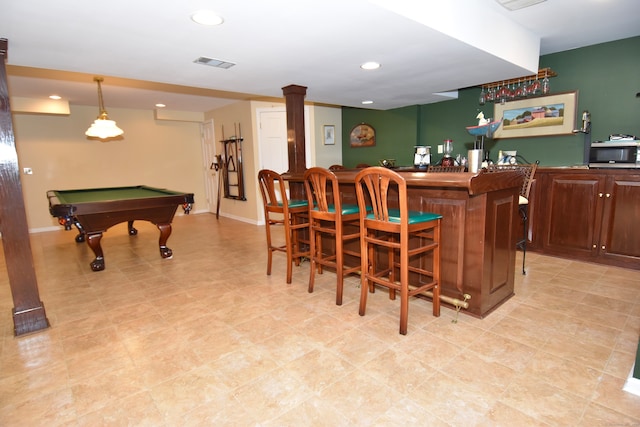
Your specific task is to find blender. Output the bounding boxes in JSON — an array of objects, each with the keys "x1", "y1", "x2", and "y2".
[{"x1": 441, "y1": 139, "x2": 455, "y2": 166}]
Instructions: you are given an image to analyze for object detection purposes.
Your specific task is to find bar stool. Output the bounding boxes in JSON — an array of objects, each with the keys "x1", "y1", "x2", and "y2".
[
  {"x1": 486, "y1": 161, "x2": 538, "y2": 274},
  {"x1": 258, "y1": 169, "x2": 310, "y2": 284},
  {"x1": 516, "y1": 161, "x2": 539, "y2": 275},
  {"x1": 355, "y1": 167, "x2": 441, "y2": 335},
  {"x1": 303, "y1": 167, "x2": 361, "y2": 305}
]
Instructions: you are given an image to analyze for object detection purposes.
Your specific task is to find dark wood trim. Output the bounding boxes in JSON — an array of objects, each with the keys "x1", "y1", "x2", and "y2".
[
  {"x1": 0, "y1": 38, "x2": 49, "y2": 335},
  {"x1": 282, "y1": 84, "x2": 307, "y2": 173}
]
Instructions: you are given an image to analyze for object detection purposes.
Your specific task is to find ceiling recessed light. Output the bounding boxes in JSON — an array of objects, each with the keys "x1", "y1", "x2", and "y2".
[
  {"x1": 49, "y1": 95, "x2": 61, "y2": 100},
  {"x1": 360, "y1": 62, "x2": 381, "y2": 70},
  {"x1": 191, "y1": 10, "x2": 224, "y2": 26},
  {"x1": 155, "y1": 103, "x2": 166, "y2": 108},
  {"x1": 361, "y1": 100, "x2": 374, "y2": 105}
]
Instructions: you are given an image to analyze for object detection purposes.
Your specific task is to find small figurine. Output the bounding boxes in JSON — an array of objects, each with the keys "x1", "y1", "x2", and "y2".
[{"x1": 476, "y1": 111, "x2": 490, "y2": 126}]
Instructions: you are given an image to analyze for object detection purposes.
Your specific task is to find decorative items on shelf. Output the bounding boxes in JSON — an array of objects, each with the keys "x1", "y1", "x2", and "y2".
[
  {"x1": 479, "y1": 67, "x2": 557, "y2": 105},
  {"x1": 466, "y1": 112, "x2": 503, "y2": 172}
]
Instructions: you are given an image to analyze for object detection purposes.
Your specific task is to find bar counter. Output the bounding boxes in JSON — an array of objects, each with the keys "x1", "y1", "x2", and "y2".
[{"x1": 285, "y1": 168, "x2": 523, "y2": 318}]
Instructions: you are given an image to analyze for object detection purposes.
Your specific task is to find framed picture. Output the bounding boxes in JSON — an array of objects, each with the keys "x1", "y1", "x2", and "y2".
[
  {"x1": 323, "y1": 125, "x2": 335, "y2": 145},
  {"x1": 493, "y1": 91, "x2": 578, "y2": 139},
  {"x1": 349, "y1": 123, "x2": 376, "y2": 147}
]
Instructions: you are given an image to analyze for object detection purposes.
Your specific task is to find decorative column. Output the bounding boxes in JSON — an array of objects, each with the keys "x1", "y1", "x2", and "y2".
[
  {"x1": 0, "y1": 38, "x2": 49, "y2": 335},
  {"x1": 282, "y1": 84, "x2": 307, "y2": 174}
]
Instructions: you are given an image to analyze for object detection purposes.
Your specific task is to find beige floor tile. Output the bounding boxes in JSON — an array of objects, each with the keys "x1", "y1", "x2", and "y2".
[
  {"x1": 316, "y1": 369, "x2": 402, "y2": 425},
  {"x1": 262, "y1": 394, "x2": 352, "y2": 427},
  {"x1": 76, "y1": 391, "x2": 164, "y2": 426},
  {"x1": 149, "y1": 365, "x2": 231, "y2": 424},
  {"x1": 522, "y1": 351, "x2": 603, "y2": 399},
  {"x1": 1, "y1": 215, "x2": 639, "y2": 426},
  {"x1": 285, "y1": 347, "x2": 356, "y2": 394},
  {"x1": 579, "y1": 401, "x2": 640, "y2": 426},
  {"x1": 465, "y1": 330, "x2": 539, "y2": 371},
  {"x1": 410, "y1": 371, "x2": 499, "y2": 426},
  {"x1": 477, "y1": 401, "x2": 552, "y2": 427},
  {"x1": 500, "y1": 374, "x2": 590, "y2": 426},
  {"x1": 0, "y1": 386, "x2": 76, "y2": 426},
  {"x1": 231, "y1": 365, "x2": 314, "y2": 422},
  {"x1": 591, "y1": 373, "x2": 640, "y2": 420}
]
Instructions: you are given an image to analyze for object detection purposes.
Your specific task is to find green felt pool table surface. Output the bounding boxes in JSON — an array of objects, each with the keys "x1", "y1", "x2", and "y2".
[{"x1": 52, "y1": 185, "x2": 188, "y2": 204}]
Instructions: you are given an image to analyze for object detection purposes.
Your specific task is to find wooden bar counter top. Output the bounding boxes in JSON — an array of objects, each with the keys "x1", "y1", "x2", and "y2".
[{"x1": 285, "y1": 168, "x2": 523, "y2": 318}]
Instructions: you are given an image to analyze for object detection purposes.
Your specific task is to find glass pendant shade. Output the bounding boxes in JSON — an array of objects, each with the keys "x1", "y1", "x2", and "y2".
[
  {"x1": 85, "y1": 115, "x2": 124, "y2": 139},
  {"x1": 85, "y1": 77, "x2": 123, "y2": 139}
]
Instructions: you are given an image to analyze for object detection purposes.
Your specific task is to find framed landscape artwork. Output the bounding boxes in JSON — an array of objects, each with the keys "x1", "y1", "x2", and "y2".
[{"x1": 493, "y1": 91, "x2": 578, "y2": 139}]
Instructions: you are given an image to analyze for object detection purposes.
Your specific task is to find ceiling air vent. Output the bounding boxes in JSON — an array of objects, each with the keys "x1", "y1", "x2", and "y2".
[
  {"x1": 193, "y1": 56, "x2": 236, "y2": 69},
  {"x1": 495, "y1": 0, "x2": 546, "y2": 11}
]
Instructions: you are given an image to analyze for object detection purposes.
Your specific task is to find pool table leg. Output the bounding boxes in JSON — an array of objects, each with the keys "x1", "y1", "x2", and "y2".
[
  {"x1": 86, "y1": 233, "x2": 106, "y2": 271},
  {"x1": 72, "y1": 219, "x2": 86, "y2": 243},
  {"x1": 157, "y1": 223, "x2": 173, "y2": 259}
]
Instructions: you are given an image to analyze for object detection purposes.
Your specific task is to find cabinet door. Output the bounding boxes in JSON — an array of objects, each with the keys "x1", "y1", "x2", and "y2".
[
  {"x1": 542, "y1": 173, "x2": 605, "y2": 257},
  {"x1": 600, "y1": 175, "x2": 640, "y2": 265}
]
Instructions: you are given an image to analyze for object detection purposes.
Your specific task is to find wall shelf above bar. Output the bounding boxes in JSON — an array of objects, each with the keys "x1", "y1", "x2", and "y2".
[{"x1": 481, "y1": 67, "x2": 557, "y2": 90}]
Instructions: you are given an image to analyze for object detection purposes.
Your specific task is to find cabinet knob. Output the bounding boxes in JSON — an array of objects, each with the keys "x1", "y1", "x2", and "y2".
[
  {"x1": 598, "y1": 193, "x2": 603, "y2": 198},
  {"x1": 602, "y1": 245, "x2": 606, "y2": 250},
  {"x1": 606, "y1": 193, "x2": 611, "y2": 198},
  {"x1": 593, "y1": 244, "x2": 597, "y2": 249}
]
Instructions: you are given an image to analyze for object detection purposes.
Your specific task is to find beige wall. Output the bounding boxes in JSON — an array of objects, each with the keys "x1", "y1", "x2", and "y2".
[
  {"x1": 12, "y1": 98, "x2": 343, "y2": 230},
  {"x1": 311, "y1": 105, "x2": 343, "y2": 169},
  {"x1": 13, "y1": 104, "x2": 207, "y2": 231},
  {"x1": 206, "y1": 100, "x2": 343, "y2": 225},
  {"x1": 205, "y1": 100, "x2": 258, "y2": 223}
]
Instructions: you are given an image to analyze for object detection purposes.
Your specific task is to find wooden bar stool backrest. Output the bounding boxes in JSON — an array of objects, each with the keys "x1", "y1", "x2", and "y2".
[
  {"x1": 354, "y1": 167, "x2": 442, "y2": 335},
  {"x1": 258, "y1": 169, "x2": 309, "y2": 284},
  {"x1": 303, "y1": 167, "x2": 361, "y2": 305}
]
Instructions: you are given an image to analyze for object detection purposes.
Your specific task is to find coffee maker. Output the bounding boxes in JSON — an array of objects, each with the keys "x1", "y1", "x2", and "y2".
[{"x1": 414, "y1": 146, "x2": 431, "y2": 169}]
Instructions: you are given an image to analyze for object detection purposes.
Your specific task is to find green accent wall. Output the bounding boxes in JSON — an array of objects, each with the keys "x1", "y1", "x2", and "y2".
[{"x1": 342, "y1": 36, "x2": 640, "y2": 168}]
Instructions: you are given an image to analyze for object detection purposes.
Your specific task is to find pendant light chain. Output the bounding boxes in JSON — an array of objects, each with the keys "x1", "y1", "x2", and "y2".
[{"x1": 94, "y1": 77, "x2": 107, "y2": 118}]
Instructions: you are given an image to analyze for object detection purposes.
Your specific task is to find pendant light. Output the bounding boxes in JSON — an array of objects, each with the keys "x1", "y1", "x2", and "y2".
[{"x1": 85, "y1": 77, "x2": 123, "y2": 139}]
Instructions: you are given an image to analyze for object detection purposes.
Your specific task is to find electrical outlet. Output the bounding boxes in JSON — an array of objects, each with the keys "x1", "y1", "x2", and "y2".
[
  {"x1": 437, "y1": 145, "x2": 444, "y2": 154},
  {"x1": 23, "y1": 167, "x2": 33, "y2": 175}
]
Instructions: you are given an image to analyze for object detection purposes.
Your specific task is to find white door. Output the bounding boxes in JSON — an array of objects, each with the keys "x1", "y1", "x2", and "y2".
[
  {"x1": 258, "y1": 108, "x2": 312, "y2": 173},
  {"x1": 258, "y1": 110, "x2": 289, "y2": 173},
  {"x1": 200, "y1": 119, "x2": 219, "y2": 214}
]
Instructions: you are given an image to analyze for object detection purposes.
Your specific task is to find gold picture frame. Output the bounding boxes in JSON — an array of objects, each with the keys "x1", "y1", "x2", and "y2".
[
  {"x1": 493, "y1": 91, "x2": 578, "y2": 139},
  {"x1": 349, "y1": 123, "x2": 376, "y2": 147}
]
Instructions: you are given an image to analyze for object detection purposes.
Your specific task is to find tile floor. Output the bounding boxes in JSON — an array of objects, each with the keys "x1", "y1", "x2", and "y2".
[{"x1": 0, "y1": 213, "x2": 639, "y2": 426}]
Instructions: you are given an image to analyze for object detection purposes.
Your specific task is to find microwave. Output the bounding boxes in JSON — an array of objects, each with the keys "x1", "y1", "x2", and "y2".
[{"x1": 589, "y1": 141, "x2": 640, "y2": 168}]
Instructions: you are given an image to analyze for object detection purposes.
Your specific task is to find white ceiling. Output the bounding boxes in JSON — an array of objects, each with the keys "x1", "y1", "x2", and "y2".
[{"x1": 2, "y1": 0, "x2": 639, "y2": 112}]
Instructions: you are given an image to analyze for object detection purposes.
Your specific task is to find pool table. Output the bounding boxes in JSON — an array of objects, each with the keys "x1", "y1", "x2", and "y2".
[{"x1": 47, "y1": 185, "x2": 194, "y2": 271}]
